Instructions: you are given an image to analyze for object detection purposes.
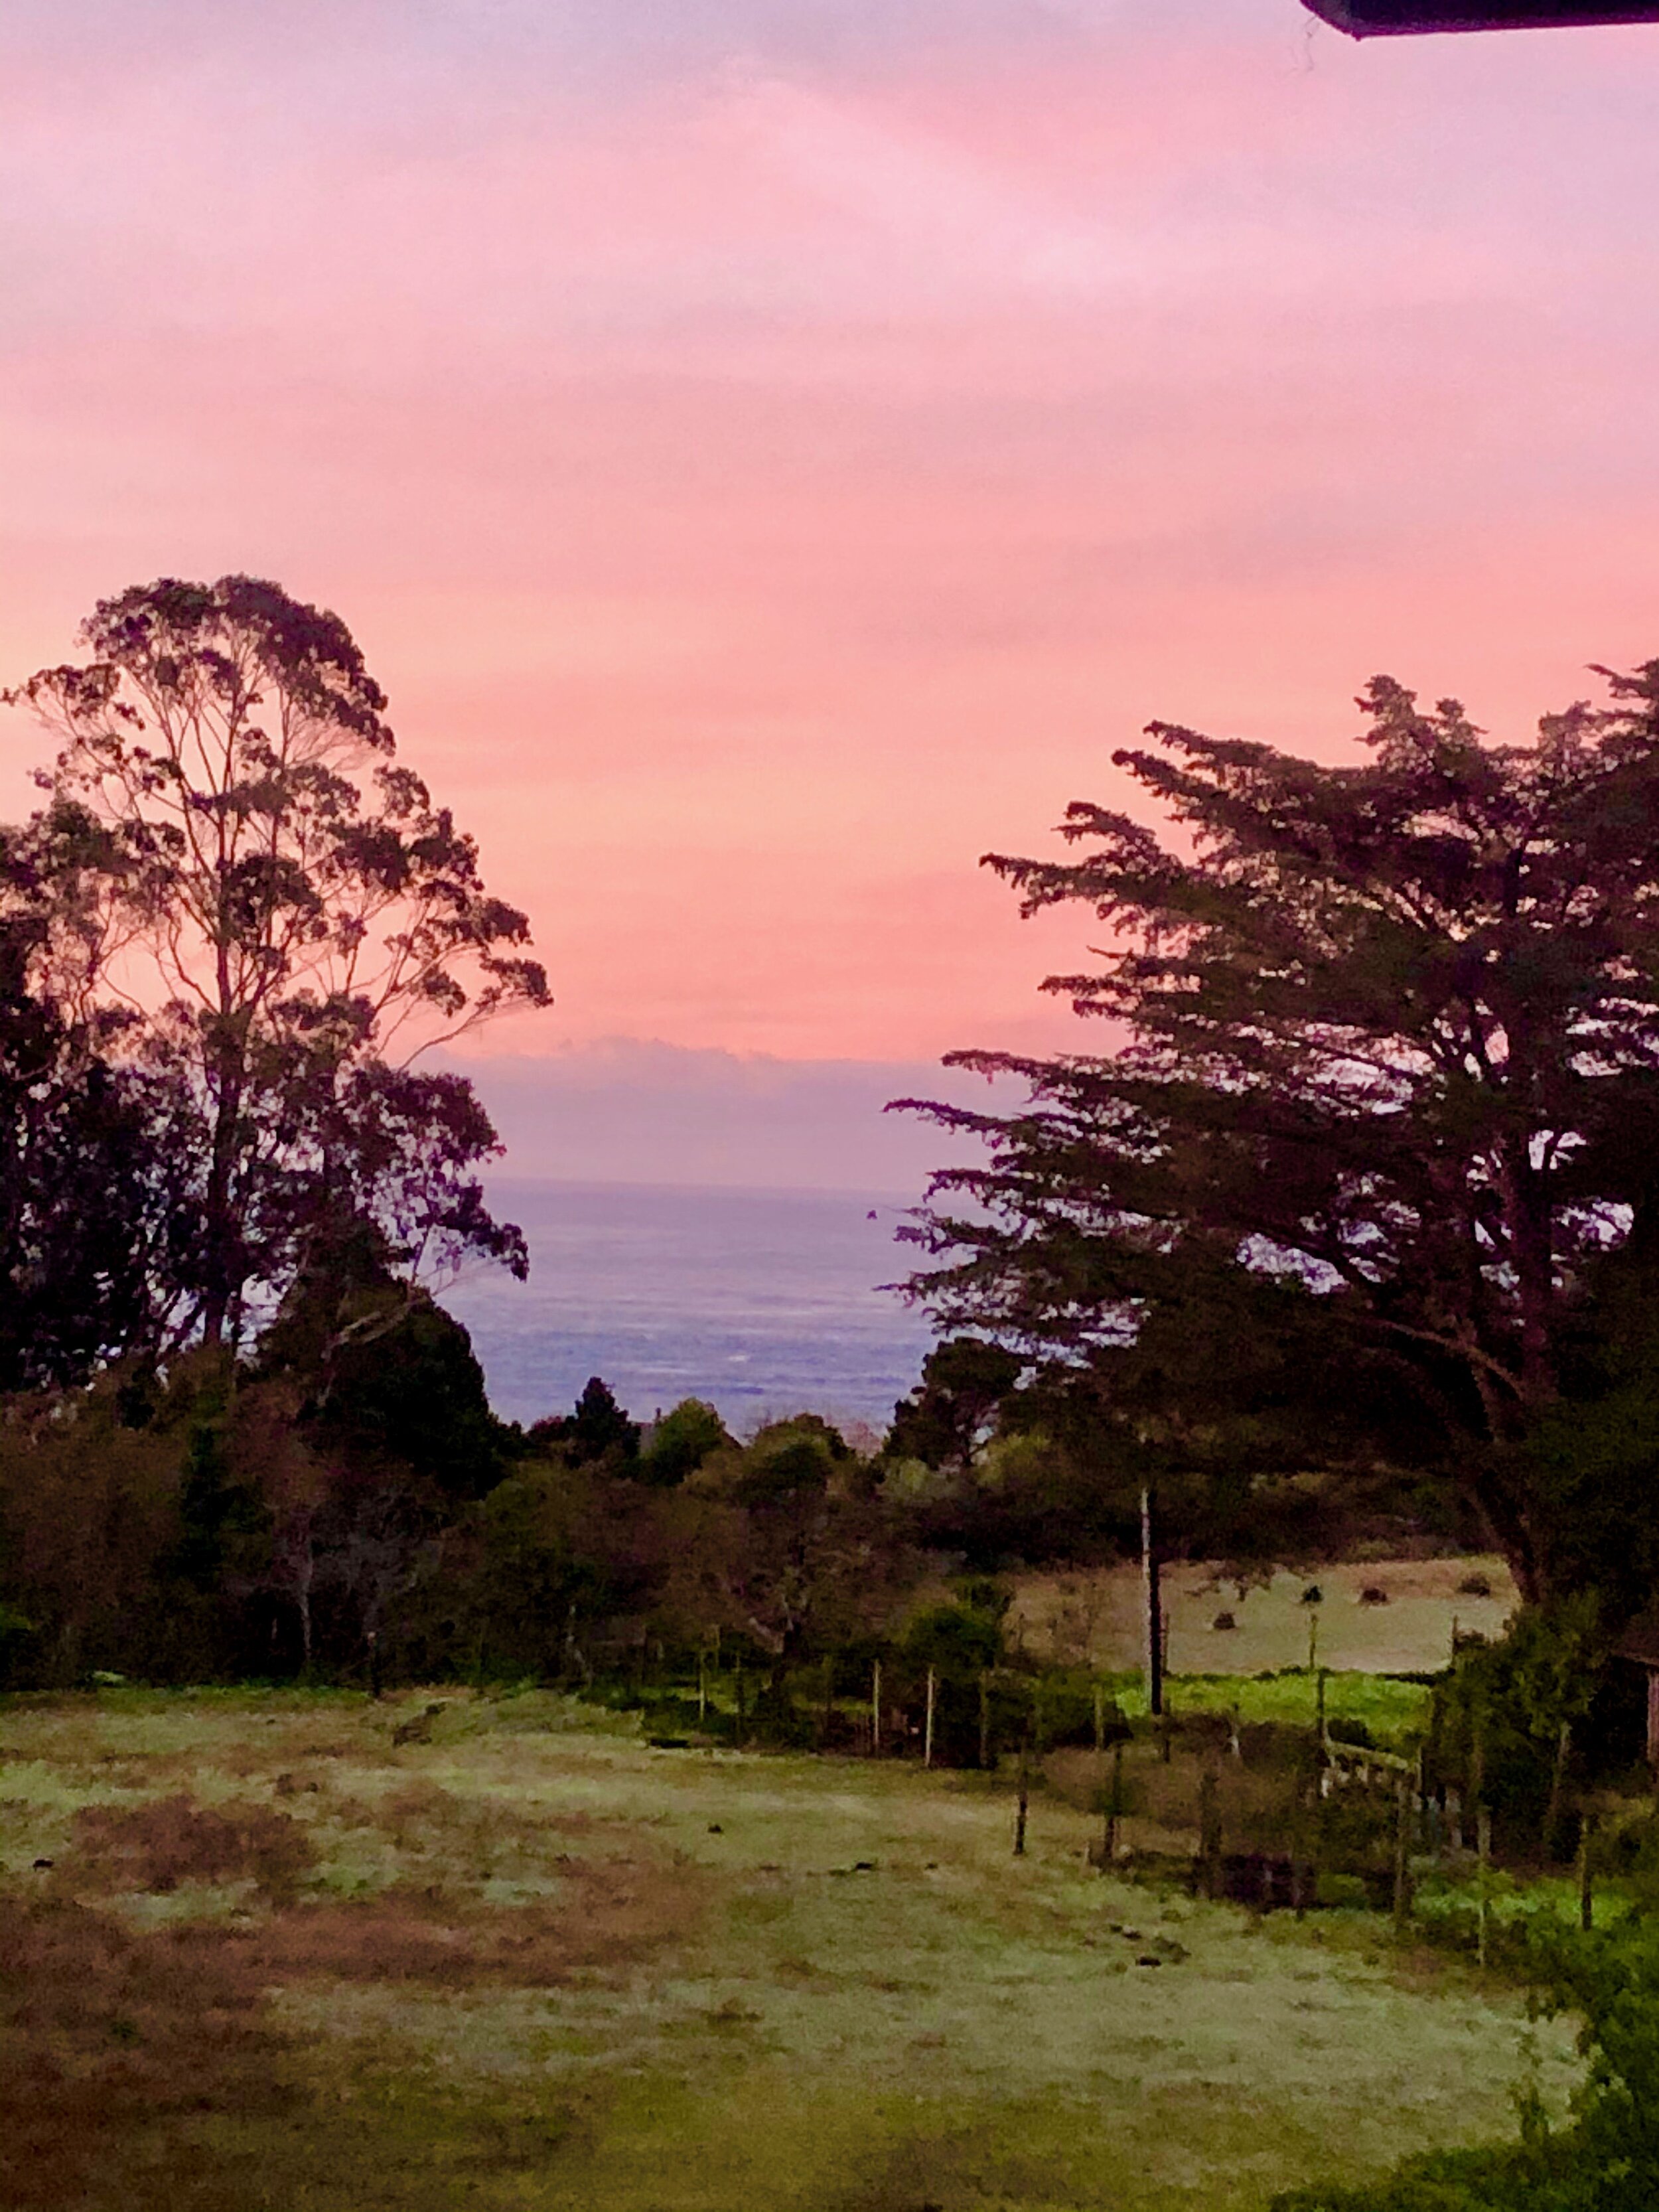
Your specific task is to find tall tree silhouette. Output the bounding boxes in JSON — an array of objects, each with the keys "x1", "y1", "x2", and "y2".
[
  {"x1": 899, "y1": 664, "x2": 1659, "y2": 1603},
  {"x1": 7, "y1": 577, "x2": 549, "y2": 1347}
]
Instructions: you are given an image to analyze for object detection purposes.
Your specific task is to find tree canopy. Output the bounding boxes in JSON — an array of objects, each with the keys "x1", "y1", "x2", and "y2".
[
  {"x1": 898, "y1": 665, "x2": 1659, "y2": 1605},
  {"x1": 883, "y1": 1337, "x2": 1024, "y2": 1479},
  {"x1": 4, "y1": 576, "x2": 548, "y2": 1353}
]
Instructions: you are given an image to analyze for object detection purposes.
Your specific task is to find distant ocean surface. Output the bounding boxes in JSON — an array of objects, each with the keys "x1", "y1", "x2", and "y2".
[{"x1": 443, "y1": 1181, "x2": 940, "y2": 1436}]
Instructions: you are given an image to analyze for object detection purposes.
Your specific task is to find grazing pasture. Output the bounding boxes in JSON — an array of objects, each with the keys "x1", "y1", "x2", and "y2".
[
  {"x1": 0, "y1": 1686, "x2": 1572, "y2": 2212},
  {"x1": 1009, "y1": 1556, "x2": 1519, "y2": 1680}
]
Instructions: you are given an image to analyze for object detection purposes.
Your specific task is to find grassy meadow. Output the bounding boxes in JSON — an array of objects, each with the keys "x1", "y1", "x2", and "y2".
[
  {"x1": 1, "y1": 1683, "x2": 1575, "y2": 2212},
  {"x1": 1006, "y1": 1556, "x2": 1520, "y2": 1681}
]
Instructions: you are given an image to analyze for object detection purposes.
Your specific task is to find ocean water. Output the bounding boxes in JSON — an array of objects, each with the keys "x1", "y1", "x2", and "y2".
[{"x1": 443, "y1": 1181, "x2": 940, "y2": 1438}]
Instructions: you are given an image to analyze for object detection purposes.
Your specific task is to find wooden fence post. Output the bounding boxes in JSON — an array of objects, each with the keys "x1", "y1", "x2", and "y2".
[
  {"x1": 979, "y1": 1669, "x2": 992, "y2": 1771},
  {"x1": 871, "y1": 1659, "x2": 882, "y2": 1755},
  {"x1": 1477, "y1": 1806, "x2": 1492, "y2": 1968},
  {"x1": 924, "y1": 1666, "x2": 936, "y2": 1769},
  {"x1": 1545, "y1": 1721, "x2": 1571, "y2": 1862},
  {"x1": 1141, "y1": 1485, "x2": 1163, "y2": 1718},
  {"x1": 1307, "y1": 1761, "x2": 1325, "y2": 1916},
  {"x1": 1197, "y1": 1766, "x2": 1219, "y2": 1898},
  {"x1": 1015, "y1": 1734, "x2": 1031, "y2": 1857},
  {"x1": 1579, "y1": 1812, "x2": 1595, "y2": 1933},
  {"x1": 1392, "y1": 1777, "x2": 1411, "y2": 1936},
  {"x1": 1104, "y1": 1739, "x2": 1123, "y2": 1866}
]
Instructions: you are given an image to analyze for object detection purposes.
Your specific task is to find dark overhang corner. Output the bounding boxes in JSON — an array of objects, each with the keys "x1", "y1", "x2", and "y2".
[{"x1": 1304, "y1": 0, "x2": 1659, "y2": 33}]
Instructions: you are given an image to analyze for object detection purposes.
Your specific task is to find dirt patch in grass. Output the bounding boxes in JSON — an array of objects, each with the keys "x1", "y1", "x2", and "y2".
[
  {"x1": 380, "y1": 1779, "x2": 461, "y2": 1824},
  {"x1": 322, "y1": 1780, "x2": 616, "y2": 1866},
  {"x1": 1, "y1": 1838, "x2": 710, "y2": 2207},
  {"x1": 239, "y1": 1852, "x2": 711, "y2": 1986},
  {"x1": 67, "y1": 1793, "x2": 317, "y2": 1897},
  {"x1": 370, "y1": 1779, "x2": 583, "y2": 1838},
  {"x1": 0, "y1": 1896, "x2": 289, "y2": 2209}
]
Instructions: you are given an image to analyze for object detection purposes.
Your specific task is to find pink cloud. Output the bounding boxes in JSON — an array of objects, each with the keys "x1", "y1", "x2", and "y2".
[{"x1": 3, "y1": 5, "x2": 1658, "y2": 1064}]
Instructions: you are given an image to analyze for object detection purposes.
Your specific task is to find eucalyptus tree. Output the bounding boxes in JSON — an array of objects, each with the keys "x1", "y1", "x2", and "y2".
[
  {"x1": 7, "y1": 575, "x2": 549, "y2": 1347},
  {"x1": 899, "y1": 664, "x2": 1659, "y2": 1603}
]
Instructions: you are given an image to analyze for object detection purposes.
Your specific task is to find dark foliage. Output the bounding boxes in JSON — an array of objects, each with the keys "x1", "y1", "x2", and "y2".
[
  {"x1": 1278, "y1": 1915, "x2": 1659, "y2": 2211},
  {"x1": 531, "y1": 1376, "x2": 642, "y2": 1469},
  {"x1": 885, "y1": 1337, "x2": 1024, "y2": 1475},
  {"x1": 898, "y1": 666, "x2": 1659, "y2": 1607},
  {"x1": 256, "y1": 1218, "x2": 511, "y2": 1505},
  {"x1": 0, "y1": 823, "x2": 196, "y2": 1388}
]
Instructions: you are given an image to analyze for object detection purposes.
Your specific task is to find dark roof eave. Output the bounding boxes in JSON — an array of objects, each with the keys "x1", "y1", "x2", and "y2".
[{"x1": 1305, "y1": 1, "x2": 1659, "y2": 32}]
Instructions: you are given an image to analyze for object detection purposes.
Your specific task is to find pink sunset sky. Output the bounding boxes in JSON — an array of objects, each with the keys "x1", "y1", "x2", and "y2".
[{"x1": 3, "y1": 0, "x2": 1658, "y2": 1180}]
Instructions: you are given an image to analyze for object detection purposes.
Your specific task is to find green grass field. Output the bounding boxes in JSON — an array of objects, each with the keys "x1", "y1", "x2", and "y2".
[
  {"x1": 1, "y1": 1686, "x2": 1575, "y2": 2212},
  {"x1": 1108, "y1": 1670, "x2": 1433, "y2": 1748}
]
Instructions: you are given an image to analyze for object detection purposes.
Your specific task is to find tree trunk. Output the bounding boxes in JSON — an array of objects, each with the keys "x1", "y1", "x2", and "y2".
[{"x1": 200, "y1": 1054, "x2": 244, "y2": 1350}]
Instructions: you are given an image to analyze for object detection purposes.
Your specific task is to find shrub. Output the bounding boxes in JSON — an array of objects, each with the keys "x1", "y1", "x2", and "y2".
[
  {"x1": 1277, "y1": 1915, "x2": 1659, "y2": 2210},
  {"x1": 902, "y1": 1601, "x2": 1003, "y2": 1678},
  {"x1": 1433, "y1": 1596, "x2": 1607, "y2": 1854},
  {"x1": 638, "y1": 1399, "x2": 730, "y2": 1487},
  {"x1": 1271, "y1": 2140, "x2": 1573, "y2": 2210}
]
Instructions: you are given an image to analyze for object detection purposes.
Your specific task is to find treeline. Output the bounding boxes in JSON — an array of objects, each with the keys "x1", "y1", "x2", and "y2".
[
  {"x1": 0, "y1": 1308, "x2": 1459, "y2": 1702},
  {"x1": 0, "y1": 1307, "x2": 907, "y2": 1692},
  {"x1": 0, "y1": 1279, "x2": 938, "y2": 1697}
]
